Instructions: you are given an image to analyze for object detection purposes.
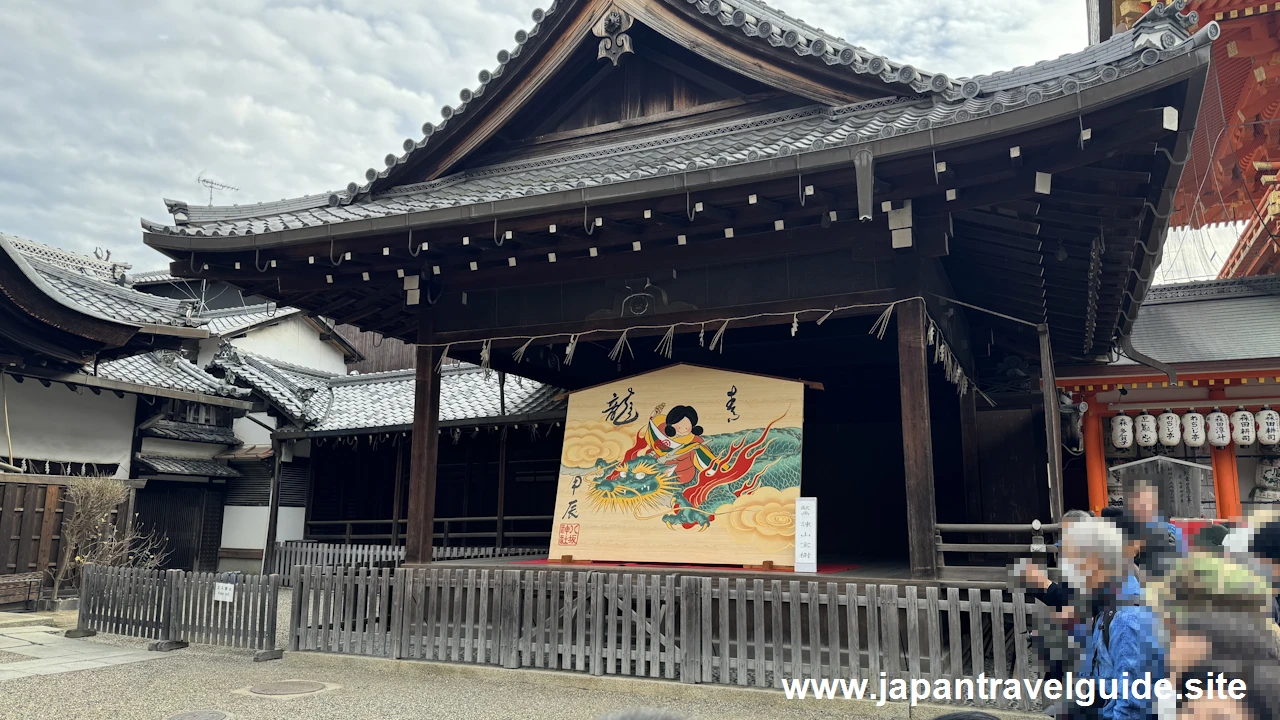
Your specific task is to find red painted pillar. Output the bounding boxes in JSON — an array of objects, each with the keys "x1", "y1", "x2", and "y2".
[
  {"x1": 1210, "y1": 388, "x2": 1243, "y2": 521},
  {"x1": 1082, "y1": 394, "x2": 1109, "y2": 515}
]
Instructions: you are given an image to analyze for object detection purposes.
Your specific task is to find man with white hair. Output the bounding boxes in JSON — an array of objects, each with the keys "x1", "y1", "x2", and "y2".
[{"x1": 1059, "y1": 517, "x2": 1166, "y2": 719}]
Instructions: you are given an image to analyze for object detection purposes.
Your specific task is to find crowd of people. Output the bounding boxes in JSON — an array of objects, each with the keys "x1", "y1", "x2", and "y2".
[{"x1": 1013, "y1": 475, "x2": 1280, "y2": 719}]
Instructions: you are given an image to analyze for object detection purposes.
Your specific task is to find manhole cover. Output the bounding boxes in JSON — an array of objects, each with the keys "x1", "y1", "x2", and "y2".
[
  {"x1": 249, "y1": 681, "x2": 326, "y2": 696},
  {"x1": 167, "y1": 712, "x2": 229, "y2": 720}
]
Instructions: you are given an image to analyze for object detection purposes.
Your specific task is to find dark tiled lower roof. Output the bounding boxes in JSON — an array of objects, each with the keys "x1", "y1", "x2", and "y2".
[
  {"x1": 96, "y1": 351, "x2": 250, "y2": 398},
  {"x1": 141, "y1": 419, "x2": 241, "y2": 445},
  {"x1": 135, "y1": 455, "x2": 241, "y2": 478}
]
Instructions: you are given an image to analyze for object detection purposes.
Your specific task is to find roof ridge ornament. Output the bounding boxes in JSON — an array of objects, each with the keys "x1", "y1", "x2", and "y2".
[{"x1": 594, "y1": 6, "x2": 634, "y2": 66}]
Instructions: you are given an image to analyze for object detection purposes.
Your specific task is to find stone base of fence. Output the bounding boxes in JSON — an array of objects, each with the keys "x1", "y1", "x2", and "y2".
[
  {"x1": 147, "y1": 639, "x2": 189, "y2": 652},
  {"x1": 64, "y1": 628, "x2": 96, "y2": 639}
]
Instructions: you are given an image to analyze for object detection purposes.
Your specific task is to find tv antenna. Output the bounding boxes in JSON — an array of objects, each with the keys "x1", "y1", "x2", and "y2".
[{"x1": 196, "y1": 172, "x2": 239, "y2": 206}]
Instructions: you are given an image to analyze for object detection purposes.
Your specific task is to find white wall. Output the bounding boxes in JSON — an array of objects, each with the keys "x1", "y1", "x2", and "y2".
[
  {"x1": 233, "y1": 412, "x2": 276, "y2": 447},
  {"x1": 198, "y1": 315, "x2": 345, "y2": 374},
  {"x1": 0, "y1": 376, "x2": 135, "y2": 476},
  {"x1": 220, "y1": 506, "x2": 305, "y2": 549}
]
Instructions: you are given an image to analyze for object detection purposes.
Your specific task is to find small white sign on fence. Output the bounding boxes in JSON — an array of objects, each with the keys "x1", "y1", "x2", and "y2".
[
  {"x1": 794, "y1": 496, "x2": 817, "y2": 573},
  {"x1": 212, "y1": 582, "x2": 235, "y2": 603}
]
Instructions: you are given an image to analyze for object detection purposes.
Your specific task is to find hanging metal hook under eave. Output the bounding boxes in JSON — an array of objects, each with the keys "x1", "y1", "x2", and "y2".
[
  {"x1": 408, "y1": 227, "x2": 421, "y2": 257},
  {"x1": 253, "y1": 243, "x2": 270, "y2": 272},
  {"x1": 329, "y1": 227, "x2": 345, "y2": 266},
  {"x1": 1120, "y1": 332, "x2": 1177, "y2": 384}
]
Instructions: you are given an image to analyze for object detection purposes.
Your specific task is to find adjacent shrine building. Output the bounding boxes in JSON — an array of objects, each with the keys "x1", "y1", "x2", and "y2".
[{"x1": 144, "y1": 1, "x2": 1216, "y2": 579}]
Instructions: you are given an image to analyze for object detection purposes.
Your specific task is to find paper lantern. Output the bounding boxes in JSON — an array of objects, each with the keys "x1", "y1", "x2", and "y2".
[
  {"x1": 1181, "y1": 411, "x2": 1205, "y2": 448},
  {"x1": 1111, "y1": 414, "x2": 1133, "y2": 449},
  {"x1": 1231, "y1": 409, "x2": 1256, "y2": 446},
  {"x1": 1258, "y1": 407, "x2": 1280, "y2": 446},
  {"x1": 1136, "y1": 412, "x2": 1158, "y2": 447},
  {"x1": 1206, "y1": 410, "x2": 1231, "y2": 447},
  {"x1": 1157, "y1": 410, "x2": 1181, "y2": 447}
]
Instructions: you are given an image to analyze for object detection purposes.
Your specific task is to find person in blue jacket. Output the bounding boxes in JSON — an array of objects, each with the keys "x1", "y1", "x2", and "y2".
[
  {"x1": 1123, "y1": 475, "x2": 1186, "y2": 554},
  {"x1": 1059, "y1": 516, "x2": 1166, "y2": 719}
]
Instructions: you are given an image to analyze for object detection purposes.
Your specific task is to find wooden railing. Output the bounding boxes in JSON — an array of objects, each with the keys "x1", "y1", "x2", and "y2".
[
  {"x1": 70, "y1": 564, "x2": 282, "y2": 660},
  {"x1": 304, "y1": 515, "x2": 553, "y2": 545},
  {"x1": 272, "y1": 542, "x2": 546, "y2": 586},
  {"x1": 934, "y1": 521, "x2": 1059, "y2": 567},
  {"x1": 289, "y1": 566, "x2": 1043, "y2": 712}
]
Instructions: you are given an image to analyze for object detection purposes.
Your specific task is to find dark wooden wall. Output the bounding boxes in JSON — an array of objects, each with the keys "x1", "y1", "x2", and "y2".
[
  {"x1": 134, "y1": 481, "x2": 223, "y2": 572},
  {"x1": 335, "y1": 324, "x2": 416, "y2": 374},
  {"x1": 0, "y1": 479, "x2": 129, "y2": 585}
]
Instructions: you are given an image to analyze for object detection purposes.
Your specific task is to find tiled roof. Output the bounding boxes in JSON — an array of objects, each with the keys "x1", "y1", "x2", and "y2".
[
  {"x1": 211, "y1": 345, "x2": 337, "y2": 422},
  {"x1": 1124, "y1": 276, "x2": 1280, "y2": 364},
  {"x1": 1, "y1": 233, "x2": 203, "y2": 328},
  {"x1": 145, "y1": 4, "x2": 1215, "y2": 237},
  {"x1": 214, "y1": 346, "x2": 565, "y2": 433},
  {"x1": 95, "y1": 350, "x2": 251, "y2": 398},
  {"x1": 311, "y1": 364, "x2": 566, "y2": 432},
  {"x1": 135, "y1": 455, "x2": 241, "y2": 478},
  {"x1": 141, "y1": 419, "x2": 241, "y2": 445},
  {"x1": 199, "y1": 303, "x2": 301, "y2": 336},
  {"x1": 127, "y1": 269, "x2": 178, "y2": 286},
  {"x1": 6, "y1": 235, "x2": 130, "y2": 281}
]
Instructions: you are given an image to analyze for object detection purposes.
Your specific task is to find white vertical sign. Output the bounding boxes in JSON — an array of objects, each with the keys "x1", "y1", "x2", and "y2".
[
  {"x1": 213, "y1": 582, "x2": 235, "y2": 603},
  {"x1": 794, "y1": 497, "x2": 818, "y2": 573}
]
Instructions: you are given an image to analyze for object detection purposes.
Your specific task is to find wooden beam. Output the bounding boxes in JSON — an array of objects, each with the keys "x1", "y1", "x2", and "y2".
[
  {"x1": 898, "y1": 298, "x2": 938, "y2": 580},
  {"x1": 643, "y1": 47, "x2": 745, "y2": 99},
  {"x1": 1039, "y1": 324, "x2": 1064, "y2": 522},
  {"x1": 404, "y1": 307, "x2": 442, "y2": 565},
  {"x1": 959, "y1": 389, "x2": 984, "y2": 525},
  {"x1": 496, "y1": 424, "x2": 508, "y2": 549},
  {"x1": 261, "y1": 437, "x2": 283, "y2": 574}
]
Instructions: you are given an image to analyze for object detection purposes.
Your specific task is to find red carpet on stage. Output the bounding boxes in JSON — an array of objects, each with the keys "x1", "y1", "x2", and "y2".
[{"x1": 511, "y1": 559, "x2": 860, "y2": 574}]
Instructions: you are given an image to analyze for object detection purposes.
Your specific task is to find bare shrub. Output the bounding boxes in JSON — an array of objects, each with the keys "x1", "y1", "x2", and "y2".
[{"x1": 50, "y1": 476, "x2": 168, "y2": 598}]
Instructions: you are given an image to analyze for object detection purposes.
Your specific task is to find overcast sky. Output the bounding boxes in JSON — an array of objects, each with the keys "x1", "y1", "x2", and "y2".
[{"x1": 3, "y1": 1, "x2": 1104, "y2": 272}]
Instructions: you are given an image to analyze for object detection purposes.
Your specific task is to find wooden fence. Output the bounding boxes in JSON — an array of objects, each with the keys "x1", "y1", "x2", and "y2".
[
  {"x1": 289, "y1": 567, "x2": 1041, "y2": 710},
  {"x1": 272, "y1": 542, "x2": 545, "y2": 585},
  {"x1": 0, "y1": 478, "x2": 131, "y2": 587},
  {"x1": 71, "y1": 564, "x2": 282, "y2": 660}
]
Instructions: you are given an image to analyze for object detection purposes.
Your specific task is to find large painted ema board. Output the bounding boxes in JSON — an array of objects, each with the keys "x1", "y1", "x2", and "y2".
[{"x1": 551, "y1": 364, "x2": 805, "y2": 566}]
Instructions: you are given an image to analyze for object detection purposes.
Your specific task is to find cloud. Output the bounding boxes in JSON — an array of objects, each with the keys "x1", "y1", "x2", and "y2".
[{"x1": 0, "y1": 0, "x2": 1086, "y2": 268}]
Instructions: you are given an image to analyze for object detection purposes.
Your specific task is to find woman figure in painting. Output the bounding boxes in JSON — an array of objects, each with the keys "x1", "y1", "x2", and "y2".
[{"x1": 645, "y1": 404, "x2": 719, "y2": 488}]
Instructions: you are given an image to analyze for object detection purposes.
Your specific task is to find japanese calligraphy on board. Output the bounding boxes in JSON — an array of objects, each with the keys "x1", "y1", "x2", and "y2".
[{"x1": 551, "y1": 364, "x2": 805, "y2": 566}]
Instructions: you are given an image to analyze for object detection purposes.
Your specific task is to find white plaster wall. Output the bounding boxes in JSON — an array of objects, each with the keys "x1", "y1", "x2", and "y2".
[
  {"x1": 139, "y1": 437, "x2": 223, "y2": 459},
  {"x1": 233, "y1": 412, "x2": 276, "y2": 447},
  {"x1": 220, "y1": 506, "x2": 305, "y2": 549},
  {"x1": 0, "y1": 377, "x2": 135, "y2": 476},
  {"x1": 226, "y1": 316, "x2": 346, "y2": 374}
]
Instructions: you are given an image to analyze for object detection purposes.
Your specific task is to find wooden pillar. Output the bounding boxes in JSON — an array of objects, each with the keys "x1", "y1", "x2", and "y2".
[
  {"x1": 262, "y1": 437, "x2": 283, "y2": 575},
  {"x1": 1082, "y1": 395, "x2": 1109, "y2": 515},
  {"x1": 959, "y1": 388, "x2": 983, "y2": 523},
  {"x1": 496, "y1": 426, "x2": 508, "y2": 548},
  {"x1": 898, "y1": 299, "x2": 938, "y2": 580},
  {"x1": 1209, "y1": 389, "x2": 1243, "y2": 520},
  {"x1": 390, "y1": 438, "x2": 405, "y2": 546},
  {"x1": 1038, "y1": 325, "x2": 1064, "y2": 522},
  {"x1": 405, "y1": 310, "x2": 442, "y2": 565}
]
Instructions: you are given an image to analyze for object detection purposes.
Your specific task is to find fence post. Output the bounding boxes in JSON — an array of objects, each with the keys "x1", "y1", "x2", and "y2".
[
  {"x1": 499, "y1": 570, "x2": 521, "y2": 669},
  {"x1": 288, "y1": 565, "x2": 303, "y2": 652},
  {"x1": 254, "y1": 574, "x2": 284, "y2": 661},
  {"x1": 65, "y1": 564, "x2": 97, "y2": 638},
  {"x1": 148, "y1": 569, "x2": 189, "y2": 652},
  {"x1": 680, "y1": 575, "x2": 702, "y2": 684}
]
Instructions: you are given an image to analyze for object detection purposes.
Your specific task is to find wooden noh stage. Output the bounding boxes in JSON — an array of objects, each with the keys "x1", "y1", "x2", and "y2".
[{"x1": 144, "y1": 0, "x2": 1215, "y2": 583}]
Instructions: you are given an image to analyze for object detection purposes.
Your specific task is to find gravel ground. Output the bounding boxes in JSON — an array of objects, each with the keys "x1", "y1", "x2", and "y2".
[
  {"x1": 1, "y1": 596, "x2": 1040, "y2": 720},
  {"x1": 0, "y1": 650, "x2": 29, "y2": 664}
]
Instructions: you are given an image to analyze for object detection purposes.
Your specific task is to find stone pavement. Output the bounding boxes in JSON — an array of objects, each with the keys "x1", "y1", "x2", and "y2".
[{"x1": 0, "y1": 625, "x2": 163, "y2": 681}]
